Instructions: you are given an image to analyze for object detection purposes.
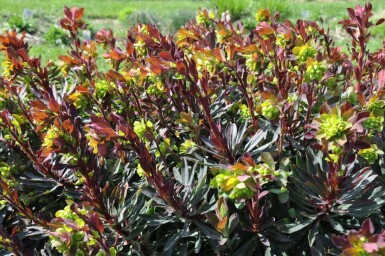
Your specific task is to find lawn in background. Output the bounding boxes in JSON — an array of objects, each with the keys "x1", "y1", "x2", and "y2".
[{"x1": 0, "y1": 0, "x2": 384, "y2": 64}]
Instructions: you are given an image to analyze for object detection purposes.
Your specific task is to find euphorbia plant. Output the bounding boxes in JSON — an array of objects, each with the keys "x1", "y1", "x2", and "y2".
[
  {"x1": 0, "y1": 2, "x2": 385, "y2": 256},
  {"x1": 333, "y1": 219, "x2": 385, "y2": 255}
]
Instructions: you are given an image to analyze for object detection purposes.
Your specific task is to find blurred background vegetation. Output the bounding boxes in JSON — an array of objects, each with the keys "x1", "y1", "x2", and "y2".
[{"x1": 0, "y1": 0, "x2": 384, "y2": 64}]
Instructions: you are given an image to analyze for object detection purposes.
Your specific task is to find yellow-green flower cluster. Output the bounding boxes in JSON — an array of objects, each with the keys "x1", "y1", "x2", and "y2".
[
  {"x1": 358, "y1": 144, "x2": 384, "y2": 164},
  {"x1": 196, "y1": 14, "x2": 206, "y2": 26},
  {"x1": 210, "y1": 168, "x2": 254, "y2": 200},
  {"x1": 50, "y1": 204, "x2": 96, "y2": 255},
  {"x1": 305, "y1": 61, "x2": 325, "y2": 81},
  {"x1": 55, "y1": 205, "x2": 87, "y2": 226},
  {"x1": 364, "y1": 96, "x2": 385, "y2": 133},
  {"x1": 156, "y1": 138, "x2": 174, "y2": 157},
  {"x1": 244, "y1": 53, "x2": 259, "y2": 71},
  {"x1": 43, "y1": 125, "x2": 75, "y2": 151},
  {"x1": 179, "y1": 139, "x2": 196, "y2": 154},
  {"x1": 239, "y1": 104, "x2": 251, "y2": 121},
  {"x1": 0, "y1": 162, "x2": 11, "y2": 180},
  {"x1": 255, "y1": 163, "x2": 277, "y2": 183},
  {"x1": 329, "y1": 145, "x2": 344, "y2": 163},
  {"x1": 276, "y1": 33, "x2": 288, "y2": 48},
  {"x1": 293, "y1": 43, "x2": 316, "y2": 63},
  {"x1": 134, "y1": 39, "x2": 146, "y2": 55},
  {"x1": 0, "y1": 162, "x2": 17, "y2": 189},
  {"x1": 95, "y1": 80, "x2": 114, "y2": 98},
  {"x1": 287, "y1": 92, "x2": 298, "y2": 104},
  {"x1": 261, "y1": 100, "x2": 279, "y2": 120},
  {"x1": 363, "y1": 115, "x2": 384, "y2": 132},
  {"x1": 146, "y1": 79, "x2": 165, "y2": 96},
  {"x1": 196, "y1": 9, "x2": 215, "y2": 25},
  {"x1": 1, "y1": 58, "x2": 12, "y2": 78},
  {"x1": 194, "y1": 51, "x2": 216, "y2": 76},
  {"x1": 229, "y1": 182, "x2": 254, "y2": 199},
  {"x1": 255, "y1": 8, "x2": 270, "y2": 22},
  {"x1": 363, "y1": 96, "x2": 385, "y2": 137},
  {"x1": 367, "y1": 99, "x2": 385, "y2": 112},
  {"x1": 42, "y1": 126, "x2": 61, "y2": 149},
  {"x1": 133, "y1": 119, "x2": 153, "y2": 139},
  {"x1": 210, "y1": 161, "x2": 277, "y2": 200},
  {"x1": 0, "y1": 88, "x2": 8, "y2": 110},
  {"x1": 315, "y1": 112, "x2": 351, "y2": 145},
  {"x1": 68, "y1": 92, "x2": 89, "y2": 109},
  {"x1": 137, "y1": 163, "x2": 145, "y2": 177}
]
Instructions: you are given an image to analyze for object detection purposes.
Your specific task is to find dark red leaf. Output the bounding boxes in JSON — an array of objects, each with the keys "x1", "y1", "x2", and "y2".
[
  {"x1": 159, "y1": 51, "x2": 174, "y2": 62},
  {"x1": 90, "y1": 213, "x2": 104, "y2": 233},
  {"x1": 11, "y1": 226, "x2": 19, "y2": 236},
  {"x1": 361, "y1": 218, "x2": 375, "y2": 237},
  {"x1": 74, "y1": 7, "x2": 84, "y2": 21},
  {"x1": 126, "y1": 42, "x2": 134, "y2": 55},
  {"x1": 176, "y1": 60, "x2": 187, "y2": 75},
  {"x1": 63, "y1": 6, "x2": 72, "y2": 19},
  {"x1": 30, "y1": 100, "x2": 47, "y2": 109},
  {"x1": 376, "y1": 18, "x2": 385, "y2": 26},
  {"x1": 332, "y1": 234, "x2": 350, "y2": 249},
  {"x1": 242, "y1": 152, "x2": 255, "y2": 166},
  {"x1": 48, "y1": 97, "x2": 60, "y2": 113},
  {"x1": 62, "y1": 119, "x2": 74, "y2": 134},
  {"x1": 256, "y1": 22, "x2": 275, "y2": 36}
]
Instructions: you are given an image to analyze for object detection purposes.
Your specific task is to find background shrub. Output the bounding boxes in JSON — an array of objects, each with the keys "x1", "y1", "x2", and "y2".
[
  {"x1": 211, "y1": 0, "x2": 252, "y2": 21},
  {"x1": 121, "y1": 9, "x2": 158, "y2": 26},
  {"x1": 118, "y1": 7, "x2": 137, "y2": 23},
  {"x1": 6, "y1": 15, "x2": 36, "y2": 34},
  {"x1": 161, "y1": 9, "x2": 197, "y2": 34},
  {"x1": 44, "y1": 25, "x2": 69, "y2": 45},
  {"x1": 255, "y1": 0, "x2": 292, "y2": 20}
]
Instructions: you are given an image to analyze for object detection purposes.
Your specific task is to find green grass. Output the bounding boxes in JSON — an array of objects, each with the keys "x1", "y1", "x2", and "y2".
[
  {"x1": 28, "y1": 45, "x2": 67, "y2": 64},
  {"x1": 0, "y1": 0, "x2": 385, "y2": 64},
  {"x1": 0, "y1": 1, "x2": 210, "y2": 64},
  {"x1": 0, "y1": 0, "x2": 207, "y2": 19}
]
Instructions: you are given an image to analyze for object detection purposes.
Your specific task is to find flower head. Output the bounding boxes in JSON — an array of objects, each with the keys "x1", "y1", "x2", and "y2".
[
  {"x1": 363, "y1": 115, "x2": 384, "y2": 132},
  {"x1": 50, "y1": 202, "x2": 91, "y2": 254},
  {"x1": 42, "y1": 125, "x2": 61, "y2": 149},
  {"x1": 133, "y1": 119, "x2": 153, "y2": 139},
  {"x1": 305, "y1": 61, "x2": 325, "y2": 81},
  {"x1": 180, "y1": 139, "x2": 196, "y2": 154},
  {"x1": 196, "y1": 9, "x2": 215, "y2": 25},
  {"x1": 95, "y1": 80, "x2": 114, "y2": 98},
  {"x1": 255, "y1": 8, "x2": 270, "y2": 22},
  {"x1": 293, "y1": 42, "x2": 316, "y2": 63},
  {"x1": 68, "y1": 92, "x2": 89, "y2": 109},
  {"x1": 239, "y1": 103, "x2": 251, "y2": 121},
  {"x1": 260, "y1": 99, "x2": 279, "y2": 120},
  {"x1": 314, "y1": 106, "x2": 352, "y2": 146},
  {"x1": 358, "y1": 144, "x2": 384, "y2": 164}
]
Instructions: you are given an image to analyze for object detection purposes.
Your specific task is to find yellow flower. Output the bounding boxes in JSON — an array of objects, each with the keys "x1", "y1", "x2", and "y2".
[
  {"x1": 255, "y1": 8, "x2": 270, "y2": 22},
  {"x1": 221, "y1": 176, "x2": 239, "y2": 192},
  {"x1": 137, "y1": 163, "x2": 145, "y2": 177},
  {"x1": 358, "y1": 144, "x2": 384, "y2": 164},
  {"x1": 180, "y1": 139, "x2": 196, "y2": 154},
  {"x1": 68, "y1": 92, "x2": 88, "y2": 109},
  {"x1": 293, "y1": 43, "x2": 316, "y2": 63},
  {"x1": 42, "y1": 126, "x2": 60, "y2": 149},
  {"x1": 1, "y1": 58, "x2": 12, "y2": 78},
  {"x1": 261, "y1": 100, "x2": 279, "y2": 119}
]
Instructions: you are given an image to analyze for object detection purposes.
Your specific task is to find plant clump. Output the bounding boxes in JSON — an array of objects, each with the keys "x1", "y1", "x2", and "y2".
[{"x1": 0, "y1": 3, "x2": 385, "y2": 256}]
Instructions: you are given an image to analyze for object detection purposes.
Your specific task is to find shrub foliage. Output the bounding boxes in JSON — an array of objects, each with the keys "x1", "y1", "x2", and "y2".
[{"x1": 1, "y1": 3, "x2": 385, "y2": 256}]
